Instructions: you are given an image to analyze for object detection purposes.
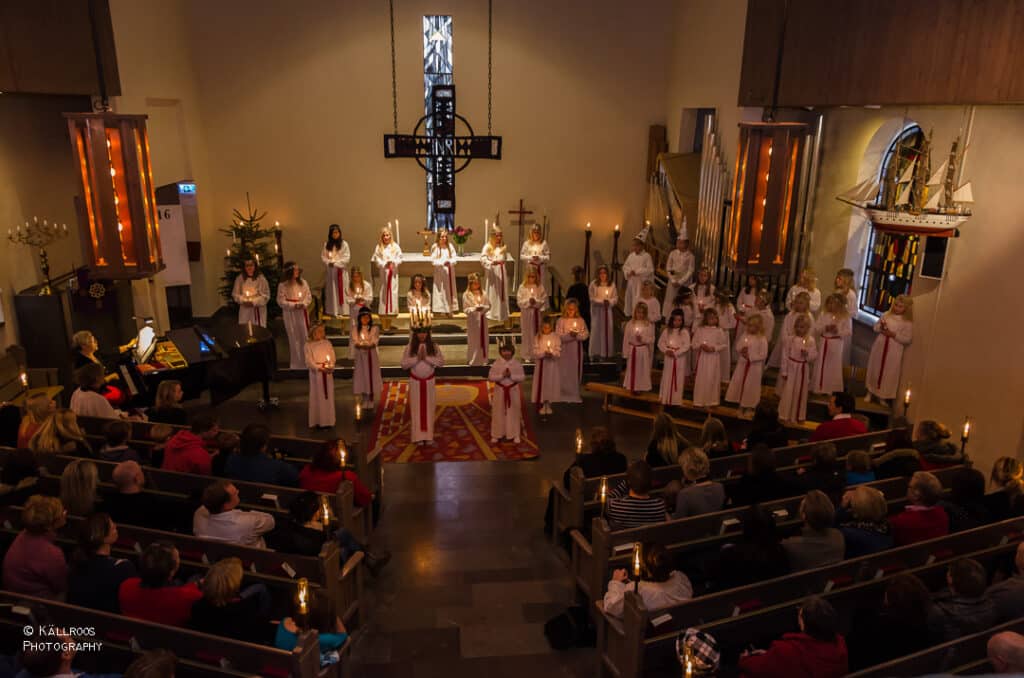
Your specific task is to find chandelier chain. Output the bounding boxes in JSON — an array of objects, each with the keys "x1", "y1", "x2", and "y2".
[
  {"x1": 487, "y1": 0, "x2": 493, "y2": 135},
  {"x1": 389, "y1": 0, "x2": 398, "y2": 135}
]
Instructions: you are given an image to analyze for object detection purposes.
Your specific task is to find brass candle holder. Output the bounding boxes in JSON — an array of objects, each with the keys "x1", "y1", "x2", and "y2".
[{"x1": 7, "y1": 217, "x2": 70, "y2": 295}]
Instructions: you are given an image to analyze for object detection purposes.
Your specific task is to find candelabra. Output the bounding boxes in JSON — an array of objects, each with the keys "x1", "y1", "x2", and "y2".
[{"x1": 7, "y1": 217, "x2": 70, "y2": 295}]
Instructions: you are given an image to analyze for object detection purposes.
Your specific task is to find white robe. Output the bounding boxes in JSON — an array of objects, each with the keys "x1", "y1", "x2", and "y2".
[
  {"x1": 622, "y1": 251, "x2": 654, "y2": 316},
  {"x1": 481, "y1": 243, "x2": 510, "y2": 321},
  {"x1": 785, "y1": 284, "x2": 822, "y2": 315},
  {"x1": 778, "y1": 334, "x2": 818, "y2": 422},
  {"x1": 693, "y1": 284, "x2": 717, "y2": 318},
  {"x1": 717, "y1": 305, "x2": 737, "y2": 381},
  {"x1": 622, "y1": 320, "x2": 655, "y2": 393},
  {"x1": 321, "y1": 242, "x2": 351, "y2": 317},
  {"x1": 232, "y1": 275, "x2": 270, "y2": 327},
  {"x1": 691, "y1": 326, "x2": 727, "y2": 407},
  {"x1": 304, "y1": 339, "x2": 336, "y2": 428},
  {"x1": 372, "y1": 242, "x2": 403, "y2": 315},
  {"x1": 768, "y1": 310, "x2": 811, "y2": 369},
  {"x1": 734, "y1": 289, "x2": 758, "y2": 349},
  {"x1": 520, "y1": 239, "x2": 551, "y2": 289},
  {"x1": 726, "y1": 334, "x2": 768, "y2": 408},
  {"x1": 556, "y1": 316, "x2": 589, "y2": 403},
  {"x1": 489, "y1": 357, "x2": 525, "y2": 440},
  {"x1": 636, "y1": 295, "x2": 662, "y2": 325},
  {"x1": 517, "y1": 284, "x2": 547, "y2": 355},
  {"x1": 841, "y1": 288, "x2": 858, "y2": 366},
  {"x1": 277, "y1": 280, "x2": 312, "y2": 369},
  {"x1": 431, "y1": 243, "x2": 459, "y2": 313},
  {"x1": 463, "y1": 289, "x2": 491, "y2": 366},
  {"x1": 532, "y1": 332, "x2": 562, "y2": 405},
  {"x1": 346, "y1": 279, "x2": 374, "y2": 357},
  {"x1": 811, "y1": 312, "x2": 852, "y2": 394},
  {"x1": 866, "y1": 314, "x2": 912, "y2": 399},
  {"x1": 407, "y1": 290, "x2": 432, "y2": 327},
  {"x1": 588, "y1": 282, "x2": 618, "y2": 358},
  {"x1": 662, "y1": 249, "x2": 695, "y2": 318},
  {"x1": 657, "y1": 328, "x2": 691, "y2": 406},
  {"x1": 400, "y1": 346, "x2": 444, "y2": 442},
  {"x1": 352, "y1": 324, "x2": 383, "y2": 401}
]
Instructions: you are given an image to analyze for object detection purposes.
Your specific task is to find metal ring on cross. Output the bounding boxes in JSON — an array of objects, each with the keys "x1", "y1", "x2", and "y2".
[{"x1": 410, "y1": 112, "x2": 477, "y2": 174}]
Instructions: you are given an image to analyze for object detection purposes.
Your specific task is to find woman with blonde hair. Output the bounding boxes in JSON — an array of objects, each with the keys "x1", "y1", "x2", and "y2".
[
  {"x1": 556, "y1": 298, "x2": 589, "y2": 403},
  {"x1": 913, "y1": 419, "x2": 962, "y2": 466},
  {"x1": 431, "y1": 229, "x2": 459, "y2": 314},
  {"x1": 838, "y1": 485, "x2": 892, "y2": 557},
  {"x1": 17, "y1": 393, "x2": 54, "y2": 449},
  {"x1": 372, "y1": 226, "x2": 403, "y2": 325},
  {"x1": 988, "y1": 457, "x2": 1024, "y2": 519},
  {"x1": 148, "y1": 380, "x2": 187, "y2": 426},
  {"x1": 190, "y1": 557, "x2": 273, "y2": 643},
  {"x1": 30, "y1": 409, "x2": 92, "y2": 457},
  {"x1": 60, "y1": 459, "x2": 100, "y2": 516},
  {"x1": 673, "y1": 447, "x2": 725, "y2": 518},
  {"x1": 71, "y1": 330, "x2": 126, "y2": 405},
  {"x1": 866, "y1": 294, "x2": 913, "y2": 403},
  {"x1": 786, "y1": 268, "x2": 822, "y2": 315},
  {"x1": 481, "y1": 226, "x2": 509, "y2": 322},
  {"x1": 645, "y1": 413, "x2": 690, "y2": 468},
  {"x1": 811, "y1": 292, "x2": 852, "y2": 394}
]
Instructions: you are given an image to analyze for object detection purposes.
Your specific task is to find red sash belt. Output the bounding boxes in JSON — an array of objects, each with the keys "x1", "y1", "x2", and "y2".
[
  {"x1": 606, "y1": 304, "x2": 612, "y2": 353},
  {"x1": 499, "y1": 382, "x2": 517, "y2": 410},
  {"x1": 789, "y1": 356, "x2": 808, "y2": 416},
  {"x1": 535, "y1": 359, "x2": 546, "y2": 412},
  {"x1": 497, "y1": 262, "x2": 506, "y2": 313},
  {"x1": 336, "y1": 267, "x2": 345, "y2": 305},
  {"x1": 877, "y1": 336, "x2": 891, "y2": 389},
  {"x1": 577, "y1": 341, "x2": 583, "y2": 382},
  {"x1": 385, "y1": 266, "x2": 394, "y2": 314},
  {"x1": 820, "y1": 335, "x2": 838, "y2": 390},
  {"x1": 740, "y1": 358, "x2": 752, "y2": 395},
  {"x1": 366, "y1": 346, "x2": 374, "y2": 396},
  {"x1": 445, "y1": 262, "x2": 455, "y2": 304},
  {"x1": 410, "y1": 371, "x2": 435, "y2": 432},
  {"x1": 478, "y1": 314, "x2": 486, "y2": 354},
  {"x1": 629, "y1": 345, "x2": 638, "y2": 391},
  {"x1": 321, "y1": 371, "x2": 329, "y2": 399},
  {"x1": 669, "y1": 356, "x2": 678, "y2": 396},
  {"x1": 532, "y1": 307, "x2": 540, "y2": 336}
]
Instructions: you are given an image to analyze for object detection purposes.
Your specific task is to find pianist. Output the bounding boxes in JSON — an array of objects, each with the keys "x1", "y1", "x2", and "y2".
[{"x1": 71, "y1": 330, "x2": 128, "y2": 406}]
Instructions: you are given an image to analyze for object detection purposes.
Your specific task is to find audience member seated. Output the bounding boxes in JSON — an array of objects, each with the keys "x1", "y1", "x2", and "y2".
[
  {"x1": 913, "y1": 419, "x2": 964, "y2": 467},
  {"x1": 645, "y1": 413, "x2": 690, "y2": 467},
  {"x1": 544, "y1": 427, "x2": 628, "y2": 536},
  {"x1": 699, "y1": 416, "x2": 732, "y2": 458},
  {"x1": 928, "y1": 558, "x2": 998, "y2": 642},
  {"x1": 124, "y1": 650, "x2": 178, "y2": 678},
  {"x1": 189, "y1": 556, "x2": 274, "y2": 643},
  {"x1": 29, "y1": 409, "x2": 92, "y2": 457},
  {"x1": 67, "y1": 512, "x2": 136, "y2": 613},
  {"x1": 119, "y1": 542, "x2": 202, "y2": 627},
  {"x1": 105, "y1": 460, "x2": 177, "y2": 531},
  {"x1": 809, "y1": 392, "x2": 867, "y2": 442},
  {"x1": 162, "y1": 413, "x2": 219, "y2": 475},
  {"x1": 0, "y1": 448, "x2": 41, "y2": 507},
  {"x1": 606, "y1": 460, "x2": 668, "y2": 529},
  {"x1": 987, "y1": 542, "x2": 1024, "y2": 622},
  {"x1": 795, "y1": 442, "x2": 845, "y2": 503},
  {"x1": 987, "y1": 456, "x2": 1024, "y2": 520},
  {"x1": 728, "y1": 445, "x2": 798, "y2": 507},
  {"x1": 147, "y1": 379, "x2": 189, "y2": 426},
  {"x1": 672, "y1": 447, "x2": 725, "y2": 519},
  {"x1": 225, "y1": 424, "x2": 299, "y2": 487},
  {"x1": 299, "y1": 441, "x2": 373, "y2": 506},
  {"x1": 884, "y1": 418, "x2": 913, "y2": 452},
  {"x1": 274, "y1": 597, "x2": 349, "y2": 665},
  {"x1": 70, "y1": 363, "x2": 127, "y2": 420},
  {"x1": 712, "y1": 504, "x2": 790, "y2": 590},
  {"x1": 60, "y1": 459, "x2": 101, "y2": 517},
  {"x1": 890, "y1": 471, "x2": 949, "y2": 546},
  {"x1": 782, "y1": 490, "x2": 845, "y2": 571},
  {"x1": 17, "y1": 392, "x2": 54, "y2": 449},
  {"x1": 939, "y1": 466, "x2": 992, "y2": 532},
  {"x1": 193, "y1": 479, "x2": 275, "y2": 548},
  {"x1": 846, "y1": 573, "x2": 934, "y2": 670},
  {"x1": 212, "y1": 430, "x2": 239, "y2": 477},
  {"x1": 602, "y1": 541, "x2": 693, "y2": 616},
  {"x1": 844, "y1": 449, "x2": 876, "y2": 486},
  {"x1": 837, "y1": 485, "x2": 893, "y2": 558},
  {"x1": 1, "y1": 495, "x2": 68, "y2": 599},
  {"x1": 738, "y1": 595, "x2": 848, "y2": 678},
  {"x1": 988, "y1": 631, "x2": 1024, "y2": 675},
  {"x1": 743, "y1": 396, "x2": 788, "y2": 450},
  {"x1": 97, "y1": 419, "x2": 142, "y2": 463}
]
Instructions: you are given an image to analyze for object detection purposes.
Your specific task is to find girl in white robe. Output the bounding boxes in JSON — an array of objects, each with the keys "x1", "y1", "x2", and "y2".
[
  {"x1": 277, "y1": 262, "x2": 313, "y2": 370},
  {"x1": 346, "y1": 267, "x2": 374, "y2": 357},
  {"x1": 407, "y1": 275, "x2": 432, "y2": 328},
  {"x1": 400, "y1": 327, "x2": 445, "y2": 444},
  {"x1": 693, "y1": 268, "x2": 717, "y2": 318},
  {"x1": 834, "y1": 267, "x2": 858, "y2": 366},
  {"x1": 463, "y1": 273, "x2": 491, "y2": 366},
  {"x1": 768, "y1": 291, "x2": 811, "y2": 370},
  {"x1": 321, "y1": 224, "x2": 351, "y2": 318},
  {"x1": 715, "y1": 292, "x2": 737, "y2": 382},
  {"x1": 351, "y1": 308, "x2": 383, "y2": 409},
  {"x1": 778, "y1": 315, "x2": 818, "y2": 423},
  {"x1": 431, "y1": 231, "x2": 459, "y2": 314},
  {"x1": 517, "y1": 269, "x2": 547, "y2": 358},
  {"x1": 231, "y1": 260, "x2": 270, "y2": 327},
  {"x1": 670, "y1": 287, "x2": 698, "y2": 333},
  {"x1": 734, "y1": 274, "x2": 759, "y2": 349},
  {"x1": 657, "y1": 310, "x2": 690, "y2": 406},
  {"x1": 691, "y1": 308, "x2": 728, "y2": 408},
  {"x1": 304, "y1": 323, "x2": 335, "y2": 429},
  {"x1": 532, "y1": 320, "x2": 562, "y2": 415},
  {"x1": 785, "y1": 268, "x2": 822, "y2": 315},
  {"x1": 754, "y1": 290, "x2": 776, "y2": 346},
  {"x1": 556, "y1": 299, "x2": 589, "y2": 403},
  {"x1": 489, "y1": 342, "x2": 525, "y2": 443},
  {"x1": 588, "y1": 265, "x2": 618, "y2": 359},
  {"x1": 726, "y1": 313, "x2": 768, "y2": 414},
  {"x1": 622, "y1": 302, "x2": 655, "y2": 394},
  {"x1": 372, "y1": 226, "x2": 402, "y2": 323},
  {"x1": 481, "y1": 227, "x2": 510, "y2": 322},
  {"x1": 811, "y1": 293, "x2": 852, "y2": 394},
  {"x1": 866, "y1": 294, "x2": 913, "y2": 402},
  {"x1": 637, "y1": 280, "x2": 662, "y2": 325},
  {"x1": 662, "y1": 235, "x2": 695, "y2": 318},
  {"x1": 520, "y1": 224, "x2": 551, "y2": 289},
  {"x1": 622, "y1": 237, "x2": 654, "y2": 316}
]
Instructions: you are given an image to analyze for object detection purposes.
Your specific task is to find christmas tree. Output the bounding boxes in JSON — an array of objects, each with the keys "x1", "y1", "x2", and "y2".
[{"x1": 218, "y1": 198, "x2": 282, "y2": 316}]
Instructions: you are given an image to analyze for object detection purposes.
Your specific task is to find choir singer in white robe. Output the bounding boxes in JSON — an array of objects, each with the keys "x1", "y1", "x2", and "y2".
[
  {"x1": 400, "y1": 327, "x2": 445, "y2": 444},
  {"x1": 481, "y1": 227, "x2": 510, "y2": 321},
  {"x1": 588, "y1": 265, "x2": 618, "y2": 359},
  {"x1": 431, "y1": 230, "x2": 459, "y2": 314},
  {"x1": 520, "y1": 223, "x2": 551, "y2": 289},
  {"x1": 277, "y1": 262, "x2": 313, "y2": 370},
  {"x1": 463, "y1": 273, "x2": 491, "y2": 365},
  {"x1": 622, "y1": 235, "x2": 653, "y2": 316},
  {"x1": 661, "y1": 234, "x2": 695, "y2": 319},
  {"x1": 232, "y1": 259, "x2": 270, "y2": 327},
  {"x1": 321, "y1": 224, "x2": 351, "y2": 318},
  {"x1": 304, "y1": 324, "x2": 336, "y2": 429},
  {"x1": 556, "y1": 299, "x2": 589, "y2": 403},
  {"x1": 352, "y1": 308, "x2": 383, "y2": 409},
  {"x1": 372, "y1": 226, "x2": 402, "y2": 325},
  {"x1": 488, "y1": 342, "x2": 525, "y2": 443}
]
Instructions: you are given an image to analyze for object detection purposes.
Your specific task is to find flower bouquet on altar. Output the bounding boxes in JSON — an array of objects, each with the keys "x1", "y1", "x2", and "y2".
[{"x1": 452, "y1": 225, "x2": 473, "y2": 256}]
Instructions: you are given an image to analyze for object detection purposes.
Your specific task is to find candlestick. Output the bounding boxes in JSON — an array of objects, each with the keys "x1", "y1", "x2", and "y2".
[
  {"x1": 247, "y1": 321, "x2": 253, "y2": 337},
  {"x1": 575, "y1": 428, "x2": 583, "y2": 455},
  {"x1": 599, "y1": 476, "x2": 607, "y2": 517},
  {"x1": 961, "y1": 416, "x2": 971, "y2": 456},
  {"x1": 320, "y1": 495, "x2": 332, "y2": 535},
  {"x1": 297, "y1": 577, "x2": 309, "y2": 615},
  {"x1": 903, "y1": 386, "x2": 912, "y2": 418},
  {"x1": 355, "y1": 400, "x2": 363, "y2": 422},
  {"x1": 632, "y1": 542, "x2": 642, "y2": 593}
]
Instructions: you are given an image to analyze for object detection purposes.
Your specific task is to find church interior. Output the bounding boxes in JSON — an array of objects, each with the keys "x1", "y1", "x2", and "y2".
[{"x1": 0, "y1": 0, "x2": 1023, "y2": 676}]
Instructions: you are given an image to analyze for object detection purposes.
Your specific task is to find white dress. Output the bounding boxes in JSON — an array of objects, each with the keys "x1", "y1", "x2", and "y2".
[
  {"x1": 694, "y1": 284, "x2": 717, "y2": 318},
  {"x1": 321, "y1": 242, "x2": 351, "y2": 317},
  {"x1": 622, "y1": 251, "x2": 654, "y2": 316},
  {"x1": 778, "y1": 334, "x2": 818, "y2": 422},
  {"x1": 431, "y1": 243, "x2": 459, "y2": 313},
  {"x1": 636, "y1": 295, "x2": 662, "y2": 325},
  {"x1": 352, "y1": 325, "x2": 383, "y2": 401},
  {"x1": 811, "y1": 312, "x2": 852, "y2": 394},
  {"x1": 768, "y1": 310, "x2": 810, "y2": 369},
  {"x1": 463, "y1": 289, "x2": 491, "y2": 366},
  {"x1": 532, "y1": 332, "x2": 562, "y2": 405},
  {"x1": 556, "y1": 316, "x2": 589, "y2": 403},
  {"x1": 232, "y1": 275, "x2": 270, "y2": 327},
  {"x1": 588, "y1": 282, "x2": 618, "y2": 358},
  {"x1": 372, "y1": 242, "x2": 403, "y2": 315},
  {"x1": 657, "y1": 328, "x2": 691, "y2": 406},
  {"x1": 304, "y1": 339, "x2": 335, "y2": 428},
  {"x1": 734, "y1": 289, "x2": 758, "y2": 349},
  {"x1": 726, "y1": 334, "x2": 768, "y2": 408},
  {"x1": 520, "y1": 239, "x2": 551, "y2": 289},
  {"x1": 691, "y1": 325, "x2": 727, "y2": 407},
  {"x1": 662, "y1": 249, "x2": 695, "y2": 318},
  {"x1": 717, "y1": 304, "x2": 737, "y2": 381},
  {"x1": 346, "y1": 279, "x2": 374, "y2": 357},
  {"x1": 517, "y1": 283, "x2": 547, "y2": 355},
  {"x1": 622, "y1": 320, "x2": 655, "y2": 392},
  {"x1": 785, "y1": 284, "x2": 822, "y2": 315},
  {"x1": 277, "y1": 280, "x2": 312, "y2": 369},
  {"x1": 481, "y1": 243, "x2": 510, "y2": 321},
  {"x1": 489, "y1": 357, "x2": 525, "y2": 441},
  {"x1": 400, "y1": 346, "x2": 445, "y2": 442},
  {"x1": 841, "y1": 288, "x2": 858, "y2": 366},
  {"x1": 865, "y1": 314, "x2": 912, "y2": 399}
]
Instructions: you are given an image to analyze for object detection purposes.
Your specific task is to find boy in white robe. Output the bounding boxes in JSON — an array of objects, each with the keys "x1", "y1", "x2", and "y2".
[
  {"x1": 662, "y1": 235, "x2": 695, "y2": 318},
  {"x1": 489, "y1": 342, "x2": 526, "y2": 443}
]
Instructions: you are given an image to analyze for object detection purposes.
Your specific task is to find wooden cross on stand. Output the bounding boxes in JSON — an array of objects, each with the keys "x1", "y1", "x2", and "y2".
[{"x1": 508, "y1": 199, "x2": 534, "y2": 287}]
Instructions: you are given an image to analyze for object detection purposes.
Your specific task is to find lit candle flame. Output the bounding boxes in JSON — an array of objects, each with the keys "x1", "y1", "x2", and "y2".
[
  {"x1": 614, "y1": 224, "x2": 620, "y2": 232},
  {"x1": 962, "y1": 417, "x2": 971, "y2": 441},
  {"x1": 904, "y1": 387, "x2": 912, "y2": 406},
  {"x1": 297, "y1": 577, "x2": 309, "y2": 615},
  {"x1": 575, "y1": 428, "x2": 583, "y2": 455},
  {"x1": 355, "y1": 400, "x2": 362, "y2": 421},
  {"x1": 600, "y1": 476, "x2": 607, "y2": 505},
  {"x1": 19, "y1": 372, "x2": 27, "y2": 388},
  {"x1": 632, "y1": 542, "x2": 642, "y2": 578},
  {"x1": 337, "y1": 440, "x2": 347, "y2": 467},
  {"x1": 586, "y1": 221, "x2": 591, "y2": 230},
  {"x1": 320, "y1": 495, "x2": 331, "y2": 525}
]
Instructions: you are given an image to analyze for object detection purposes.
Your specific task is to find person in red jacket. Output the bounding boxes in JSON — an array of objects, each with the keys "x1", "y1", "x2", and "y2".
[
  {"x1": 298, "y1": 440, "x2": 373, "y2": 507},
  {"x1": 739, "y1": 595, "x2": 848, "y2": 678},
  {"x1": 809, "y1": 392, "x2": 867, "y2": 442},
  {"x1": 161, "y1": 413, "x2": 219, "y2": 475},
  {"x1": 890, "y1": 471, "x2": 949, "y2": 546}
]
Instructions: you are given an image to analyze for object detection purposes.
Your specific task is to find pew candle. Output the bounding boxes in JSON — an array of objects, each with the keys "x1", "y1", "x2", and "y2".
[{"x1": 297, "y1": 577, "x2": 309, "y2": 615}]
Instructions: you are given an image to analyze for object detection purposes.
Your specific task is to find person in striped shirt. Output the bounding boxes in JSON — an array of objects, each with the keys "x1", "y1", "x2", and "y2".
[{"x1": 606, "y1": 460, "x2": 668, "y2": 529}]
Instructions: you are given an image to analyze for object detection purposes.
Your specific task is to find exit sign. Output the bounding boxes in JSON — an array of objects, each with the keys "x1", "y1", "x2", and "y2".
[{"x1": 177, "y1": 182, "x2": 196, "y2": 194}]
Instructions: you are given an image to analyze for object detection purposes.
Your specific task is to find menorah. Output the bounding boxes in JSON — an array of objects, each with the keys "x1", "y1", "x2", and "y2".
[{"x1": 7, "y1": 216, "x2": 70, "y2": 295}]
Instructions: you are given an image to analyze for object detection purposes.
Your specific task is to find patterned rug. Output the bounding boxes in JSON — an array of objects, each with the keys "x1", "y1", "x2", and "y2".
[{"x1": 369, "y1": 379, "x2": 540, "y2": 463}]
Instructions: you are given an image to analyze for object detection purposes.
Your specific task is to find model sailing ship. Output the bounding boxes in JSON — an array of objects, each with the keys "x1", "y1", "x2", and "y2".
[{"x1": 837, "y1": 130, "x2": 974, "y2": 236}]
